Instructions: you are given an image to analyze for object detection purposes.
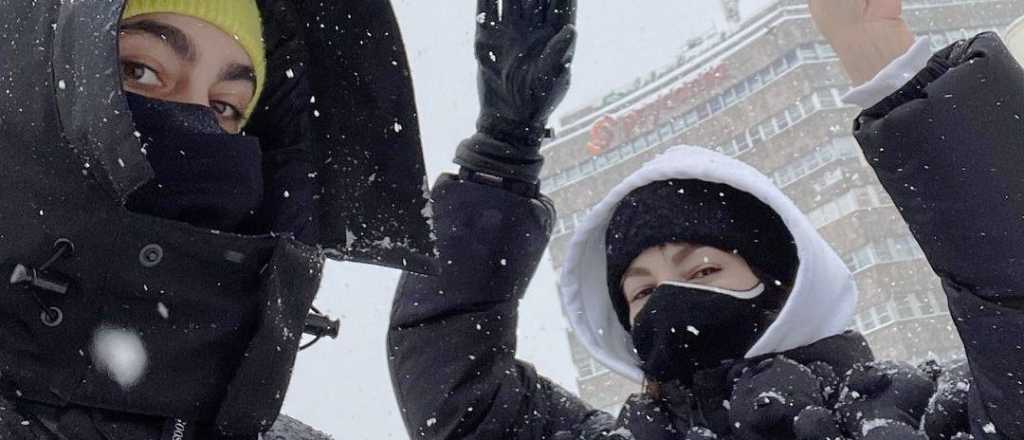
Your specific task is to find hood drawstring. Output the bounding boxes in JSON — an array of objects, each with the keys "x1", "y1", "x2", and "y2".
[
  {"x1": 9, "y1": 238, "x2": 75, "y2": 326},
  {"x1": 300, "y1": 305, "x2": 340, "y2": 350}
]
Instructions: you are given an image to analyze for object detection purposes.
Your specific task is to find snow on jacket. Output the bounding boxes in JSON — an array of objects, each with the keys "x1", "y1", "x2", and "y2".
[{"x1": 387, "y1": 167, "x2": 974, "y2": 439}]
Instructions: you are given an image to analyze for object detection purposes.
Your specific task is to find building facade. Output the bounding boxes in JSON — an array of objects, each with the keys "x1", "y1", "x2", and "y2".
[{"x1": 541, "y1": 0, "x2": 1024, "y2": 413}]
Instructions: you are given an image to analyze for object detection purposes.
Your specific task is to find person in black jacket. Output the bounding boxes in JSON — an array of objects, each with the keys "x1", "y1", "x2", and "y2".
[
  {"x1": 388, "y1": 1, "x2": 1018, "y2": 439},
  {"x1": 0, "y1": 0, "x2": 437, "y2": 439},
  {"x1": 809, "y1": 1, "x2": 1024, "y2": 438}
]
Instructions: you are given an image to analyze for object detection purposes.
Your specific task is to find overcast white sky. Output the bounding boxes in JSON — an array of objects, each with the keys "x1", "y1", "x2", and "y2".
[{"x1": 283, "y1": 1, "x2": 775, "y2": 438}]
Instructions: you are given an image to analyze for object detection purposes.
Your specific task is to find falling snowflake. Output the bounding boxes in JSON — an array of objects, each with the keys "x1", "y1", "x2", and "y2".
[{"x1": 91, "y1": 326, "x2": 148, "y2": 390}]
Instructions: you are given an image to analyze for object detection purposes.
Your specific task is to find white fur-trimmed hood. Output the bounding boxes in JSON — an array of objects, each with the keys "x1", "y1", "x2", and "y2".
[{"x1": 557, "y1": 145, "x2": 857, "y2": 383}]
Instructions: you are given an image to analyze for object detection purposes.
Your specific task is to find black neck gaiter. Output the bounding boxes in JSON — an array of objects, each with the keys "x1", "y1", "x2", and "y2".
[
  {"x1": 631, "y1": 281, "x2": 783, "y2": 386},
  {"x1": 125, "y1": 93, "x2": 264, "y2": 233}
]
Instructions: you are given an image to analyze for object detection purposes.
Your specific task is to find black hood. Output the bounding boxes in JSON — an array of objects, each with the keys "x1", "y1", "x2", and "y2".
[{"x1": 0, "y1": 0, "x2": 438, "y2": 275}]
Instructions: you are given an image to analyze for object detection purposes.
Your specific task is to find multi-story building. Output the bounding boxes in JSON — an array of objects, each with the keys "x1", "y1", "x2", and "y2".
[{"x1": 542, "y1": 0, "x2": 1024, "y2": 413}]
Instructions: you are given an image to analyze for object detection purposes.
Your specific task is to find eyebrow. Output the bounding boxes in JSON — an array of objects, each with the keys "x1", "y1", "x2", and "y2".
[
  {"x1": 622, "y1": 267, "x2": 651, "y2": 281},
  {"x1": 120, "y1": 20, "x2": 195, "y2": 62},
  {"x1": 670, "y1": 244, "x2": 700, "y2": 266},
  {"x1": 220, "y1": 63, "x2": 256, "y2": 86}
]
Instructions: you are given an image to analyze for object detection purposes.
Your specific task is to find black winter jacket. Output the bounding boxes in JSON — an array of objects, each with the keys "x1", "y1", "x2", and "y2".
[
  {"x1": 388, "y1": 175, "x2": 980, "y2": 439},
  {"x1": 1, "y1": 0, "x2": 436, "y2": 438},
  {"x1": 852, "y1": 32, "x2": 1024, "y2": 440}
]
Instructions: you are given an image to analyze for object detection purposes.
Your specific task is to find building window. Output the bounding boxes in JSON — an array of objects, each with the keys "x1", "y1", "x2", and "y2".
[
  {"x1": 580, "y1": 159, "x2": 595, "y2": 174},
  {"x1": 797, "y1": 44, "x2": 818, "y2": 61},
  {"x1": 915, "y1": 292, "x2": 936, "y2": 316},
  {"x1": 817, "y1": 89, "x2": 838, "y2": 109},
  {"x1": 697, "y1": 104, "x2": 711, "y2": 120},
  {"x1": 749, "y1": 71, "x2": 764, "y2": 89},
  {"x1": 896, "y1": 294, "x2": 915, "y2": 319},
  {"x1": 605, "y1": 149, "x2": 621, "y2": 162},
  {"x1": 672, "y1": 117, "x2": 688, "y2": 132},
  {"x1": 815, "y1": 42, "x2": 837, "y2": 58},
  {"x1": 774, "y1": 113, "x2": 790, "y2": 131},
  {"x1": 709, "y1": 96, "x2": 724, "y2": 113},
  {"x1": 659, "y1": 123, "x2": 673, "y2": 139},
  {"x1": 760, "y1": 120, "x2": 777, "y2": 139},
  {"x1": 876, "y1": 303, "x2": 894, "y2": 327},
  {"x1": 860, "y1": 312, "x2": 877, "y2": 333},
  {"x1": 785, "y1": 51, "x2": 799, "y2": 67},
  {"x1": 564, "y1": 165, "x2": 580, "y2": 182},
  {"x1": 723, "y1": 87, "x2": 738, "y2": 106},
  {"x1": 685, "y1": 110, "x2": 698, "y2": 125},
  {"x1": 772, "y1": 57, "x2": 789, "y2": 75},
  {"x1": 734, "y1": 79, "x2": 749, "y2": 96},
  {"x1": 646, "y1": 132, "x2": 661, "y2": 146}
]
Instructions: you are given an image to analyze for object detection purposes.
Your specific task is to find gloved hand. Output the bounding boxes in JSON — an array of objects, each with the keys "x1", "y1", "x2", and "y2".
[
  {"x1": 806, "y1": 361, "x2": 842, "y2": 408},
  {"x1": 922, "y1": 362, "x2": 971, "y2": 440},
  {"x1": 455, "y1": 0, "x2": 577, "y2": 185},
  {"x1": 686, "y1": 426, "x2": 721, "y2": 440},
  {"x1": 617, "y1": 392, "x2": 693, "y2": 439},
  {"x1": 728, "y1": 356, "x2": 826, "y2": 440},
  {"x1": 861, "y1": 424, "x2": 928, "y2": 440},
  {"x1": 793, "y1": 406, "x2": 847, "y2": 440},
  {"x1": 835, "y1": 361, "x2": 936, "y2": 440}
]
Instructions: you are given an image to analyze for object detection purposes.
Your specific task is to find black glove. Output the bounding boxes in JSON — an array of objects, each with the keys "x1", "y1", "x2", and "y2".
[
  {"x1": 793, "y1": 406, "x2": 847, "y2": 440},
  {"x1": 922, "y1": 362, "x2": 971, "y2": 440},
  {"x1": 617, "y1": 392, "x2": 693, "y2": 439},
  {"x1": 806, "y1": 361, "x2": 841, "y2": 408},
  {"x1": 836, "y1": 361, "x2": 936, "y2": 440},
  {"x1": 728, "y1": 356, "x2": 826, "y2": 440},
  {"x1": 455, "y1": 0, "x2": 577, "y2": 185},
  {"x1": 861, "y1": 424, "x2": 928, "y2": 440},
  {"x1": 686, "y1": 426, "x2": 721, "y2": 440}
]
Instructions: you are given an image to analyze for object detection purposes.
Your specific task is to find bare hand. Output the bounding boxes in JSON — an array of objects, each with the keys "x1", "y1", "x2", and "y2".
[
  {"x1": 808, "y1": 0, "x2": 903, "y2": 40},
  {"x1": 808, "y1": 0, "x2": 915, "y2": 85}
]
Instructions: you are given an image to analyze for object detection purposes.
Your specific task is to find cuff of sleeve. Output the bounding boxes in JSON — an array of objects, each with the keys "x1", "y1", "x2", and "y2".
[{"x1": 842, "y1": 37, "x2": 935, "y2": 108}]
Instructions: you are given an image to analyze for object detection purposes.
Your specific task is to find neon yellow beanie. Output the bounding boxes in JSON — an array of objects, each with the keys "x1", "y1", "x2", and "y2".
[{"x1": 122, "y1": 0, "x2": 266, "y2": 120}]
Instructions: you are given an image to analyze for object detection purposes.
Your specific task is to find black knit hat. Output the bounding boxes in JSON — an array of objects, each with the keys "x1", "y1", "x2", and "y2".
[{"x1": 605, "y1": 179, "x2": 799, "y2": 331}]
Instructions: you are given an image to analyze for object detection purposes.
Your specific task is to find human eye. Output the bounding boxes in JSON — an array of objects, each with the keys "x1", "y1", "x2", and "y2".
[
  {"x1": 210, "y1": 100, "x2": 243, "y2": 122},
  {"x1": 630, "y1": 287, "x2": 653, "y2": 303},
  {"x1": 121, "y1": 61, "x2": 162, "y2": 87},
  {"x1": 689, "y1": 266, "x2": 721, "y2": 280}
]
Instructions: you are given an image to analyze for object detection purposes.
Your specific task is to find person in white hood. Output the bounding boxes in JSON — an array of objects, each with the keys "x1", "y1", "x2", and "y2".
[
  {"x1": 557, "y1": 145, "x2": 950, "y2": 439},
  {"x1": 561, "y1": 145, "x2": 856, "y2": 391},
  {"x1": 391, "y1": 139, "x2": 967, "y2": 439}
]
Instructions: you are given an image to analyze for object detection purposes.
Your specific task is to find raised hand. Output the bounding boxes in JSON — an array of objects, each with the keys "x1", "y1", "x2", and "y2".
[
  {"x1": 475, "y1": 0, "x2": 576, "y2": 144},
  {"x1": 455, "y1": 0, "x2": 577, "y2": 187},
  {"x1": 808, "y1": 0, "x2": 903, "y2": 39},
  {"x1": 807, "y1": 0, "x2": 914, "y2": 85}
]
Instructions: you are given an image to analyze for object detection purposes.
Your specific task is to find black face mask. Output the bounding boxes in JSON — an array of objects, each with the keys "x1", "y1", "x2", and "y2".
[
  {"x1": 631, "y1": 281, "x2": 783, "y2": 385},
  {"x1": 125, "y1": 93, "x2": 264, "y2": 233}
]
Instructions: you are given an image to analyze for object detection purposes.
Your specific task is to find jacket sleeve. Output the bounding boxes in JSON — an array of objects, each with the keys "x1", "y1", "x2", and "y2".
[
  {"x1": 851, "y1": 32, "x2": 1024, "y2": 439},
  {"x1": 387, "y1": 174, "x2": 613, "y2": 439}
]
